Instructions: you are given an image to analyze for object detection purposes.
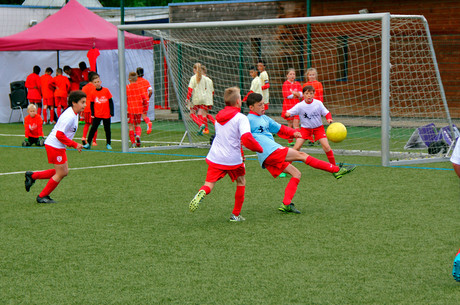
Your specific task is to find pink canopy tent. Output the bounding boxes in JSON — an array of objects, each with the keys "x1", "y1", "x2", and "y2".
[{"x1": 0, "y1": 0, "x2": 152, "y2": 51}]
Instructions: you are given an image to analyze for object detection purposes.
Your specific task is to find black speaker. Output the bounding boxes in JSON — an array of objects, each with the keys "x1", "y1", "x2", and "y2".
[{"x1": 9, "y1": 81, "x2": 28, "y2": 109}]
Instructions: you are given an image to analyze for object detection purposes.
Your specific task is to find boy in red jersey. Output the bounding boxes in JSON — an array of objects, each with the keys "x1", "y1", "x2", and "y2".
[
  {"x1": 83, "y1": 75, "x2": 114, "y2": 150},
  {"x1": 303, "y1": 68, "x2": 324, "y2": 102},
  {"x1": 24, "y1": 91, "x2": 86, "y2": 203},
  {"x1": 79, "y1": 61, "x2": 90, "y2": 82},
  {"x1": 23, "y1": 104, "x2": 44, "y2": 146},
  {"x1": 81, "y1": 72, "x2": 98, "y2": 146},
  {"x1": 136, "y1": 67, "x2": 153, "y2": 134},
  {"x1": 25, "y1": 65, "x2": 42, "y2": 119},
  {"x1": 189, "y1": 87, "x2": 263, "y2": 222},
  {"x1": 40, "y1": 67, "x2": 55, "y2": 124},
  {"x1": 64, "y1": 65, "x2": 83, "y2": 92},
  {"x1": 285, "y1": 85, "x2": 337, "y2": 165},
  {"x1": 247, "y1": 93, "x2": 356, "y2": 214},
  {"x1": 51, "y1": 68, "x2": 71, "y2": 118},
  {"x1": 127, "y1": 72, "x2": 147, "y2": 147},
  {"x1": 281, "y1": 68, "x2": 303, "y2": 146}
]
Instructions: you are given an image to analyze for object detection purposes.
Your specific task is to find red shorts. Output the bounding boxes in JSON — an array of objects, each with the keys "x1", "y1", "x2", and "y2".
[
  {"x1": 28, "y1": 99, "x2": 41, "y2": 104},
  {"x1": 55, "y1": 96, "x2": 67, "y2": 108},
  {"x1": 45, "y1": 144, "x2": 67, "y2": 165},
  {"x1": 128, "y1": 113, "x2": 142, "y2": 125},
  {"x1": 205, "y1": 162, "x2": 245, "y2": 183},
  {"x1": 142, "y1": 100, "x2": 150, "y2": 115},
  {"x1": 83, "y1": 111, "x2": 93, "y2": 124},
  {"x1": 192, "y1": 105, "x2": 212, "y2": 112},
  {"x1": 43, "y1": 97, "x2": 54, "y2": 106},
  {"x1": 282, "y1": 101, "x2": 300, "y2": 121},
  {"x1": 300, "y1": 126, "x2": 326, "y2": 142},
  {"x1": 263, "y1": 147, "x2": 291, "y2": 178}
]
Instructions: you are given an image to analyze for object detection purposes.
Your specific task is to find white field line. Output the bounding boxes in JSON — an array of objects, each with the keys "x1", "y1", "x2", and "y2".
[{"x1": 0, "y1": 157, "x2": 205, "y2": 176}]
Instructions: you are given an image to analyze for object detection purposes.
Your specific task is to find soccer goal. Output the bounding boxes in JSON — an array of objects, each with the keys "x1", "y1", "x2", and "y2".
[{"x1": 117, "y1": 13, "x2": 456, "y2": 166}]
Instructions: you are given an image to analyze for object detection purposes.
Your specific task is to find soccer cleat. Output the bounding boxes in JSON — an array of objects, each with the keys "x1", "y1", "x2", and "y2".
[
  {"x1": 203, "y1": 128, "x2": 210, "y2": 135},
  {"x1": 278, "y1": 202, "x2": 301, "y2": 214},
  {"x1": 279, "y1": 173, "x2": 287, "y2": 178},
  {"x1": 25, "y1": 171, "x2": 35, "y2": 192},
  {"x1": 81, "y1": 138, "x2": 87, "y2": 145},
  {"x1": 147, "y1": 122, "x2": 152, "y2": 135},
  {"x1": 106, "y1": 144, "x2": 112, "y2": 150},
  {"x1": 136, "y1": 135, "x2": 141, "y2": 147},
  {"x1": 92, "y1": 142, "x2": 98, "y2": 146},
  {"x1": 36, "y1": 195, "x2": 56, "y2": 204},
  {"x1": 230, "y1": 214, "x2": 246, "y2": 222},
  {"x1": 189, "y1": 189, "x2": 206, "y2": 212},
  {"x1": 83, "y1": 143, "x2": 91, "y2": 150},
  {"x1": 453, "y1": 251, "x2": 460, "y2": 282},
  {"x1": 197, "y1": 124, "x2": 206, "y2": 136},
  {"x1": 332, "y1": 164, "x2": 356, "y2": 179},
  {"x1": 287, "y1": 142, "x2": 294, "y2": 147}
]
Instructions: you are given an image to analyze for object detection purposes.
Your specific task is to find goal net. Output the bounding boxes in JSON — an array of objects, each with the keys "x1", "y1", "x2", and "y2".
[{"x1": 118, "y1": 13, "x2": 456, "y2": 166}]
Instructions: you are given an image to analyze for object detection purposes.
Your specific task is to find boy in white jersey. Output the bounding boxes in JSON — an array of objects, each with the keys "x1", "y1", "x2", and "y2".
[
  {"x1": 285, "y1": 85, "x2": 337, "y2": 165},
  {"x1": 257, "y1": 60, "x2": 270, "y2": 110},
  {"x1": 247, "y1": 93, "x2": 356, "y2": 214},
  {"x1": 189, "y1": 87, "x2": 263, "y2": 222},
  {"x1": 242, "y1": 66, "x2": 263, "y2": 102},
  {"x1": 25, "y1": 91, "x2": 86, "y2": 203}
]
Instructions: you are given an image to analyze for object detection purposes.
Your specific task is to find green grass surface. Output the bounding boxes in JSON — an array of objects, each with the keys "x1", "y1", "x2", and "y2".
[{"x1": 1, "y1": 123, "x2": 459, "y2": 304}]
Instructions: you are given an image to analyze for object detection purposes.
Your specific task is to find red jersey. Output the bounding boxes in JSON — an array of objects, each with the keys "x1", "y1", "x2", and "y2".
[
  {"x1": 40, "y1": 74, "x2": 54, "y2": 99},
  {"x1": 24, "y1": 114, "x2": 44, "y2": 138},
  {"x1": 25, "y1": 73, "x2": 41, "y2": 100},
  {"x1": 69, "y1": 68, "x2": 83, "y2": 91},
  {"x1": 303, "y1": 80, "x2": 323, "y2": 102},
  {"x1": 127, "y1": 82, "x2": 147, "y2": 114},
  {"x1": 136, "y1": 77, "x2": 152, "y2": 98},
  {"x1": 91, "y1": 87, "x2": 112, "y2": 119},
  {"x1": 52, "y1": 75, "x2": 70, "y2": 98},
  {"x1": 81, "y1": 68, "x2": 90, "y2": 82},
  {"x1": 282, "y1": 80, "x2": 302, "y2": 105},
  {"x1": 87, "y1": 48, "x2": 100, "y2": 72},
  {"x1": 82, "y1": 82, "x2": 96, "y2": 114}
]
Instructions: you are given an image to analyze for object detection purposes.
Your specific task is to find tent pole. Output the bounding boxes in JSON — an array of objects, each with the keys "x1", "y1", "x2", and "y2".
[{"x1": 57, "y1": 50, "x2": 60, "y2": 68}]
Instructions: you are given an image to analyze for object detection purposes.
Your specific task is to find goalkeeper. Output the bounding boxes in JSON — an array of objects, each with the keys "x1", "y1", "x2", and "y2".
[
  {"x1": 246, "y1": 93, "x2": 356, "y2": 214},
  {"x1": 23, "y1": 104, "x2": 45, "y2": 147}
]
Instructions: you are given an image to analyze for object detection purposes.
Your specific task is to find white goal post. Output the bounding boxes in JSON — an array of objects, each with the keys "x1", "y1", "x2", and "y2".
[{"x1": 117, "y1": 13, "x2": 456, "y2": 166}]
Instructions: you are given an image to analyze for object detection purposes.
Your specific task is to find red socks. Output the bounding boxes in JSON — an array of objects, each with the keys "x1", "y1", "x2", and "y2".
[
  {"x1": 83, "y1": 123, "x2": 90, "y2": 139},
  {"x1": 144, "y1": 117, "x2": 151, "y2": 125},
  {"x1": 32, "y1": 169, "x2": 56, "y2": 180},
  {"x1": 283, "y1": 177, "x2": 300, "y2": 205},
  {"x1": 129, "y1": 130, "x2": 135, "y2": 144},
  {"x1": 326, "y1": 150, "x2": 336, "y2": 165},
  {"x1": 207, "y1": 114, "x2": 215, "y2": 125},
  {"x1": 190, "y1": 113, "x2": 202, "y2": 127},
  {"x1": 200, "y1": 185, "x2": 211, "y2": 195},
  {"x1": 135, "y1": 126, "x2": 142, "y2": 137},
  {"x1": 232, "y1": 185, "x2": 245, "y2": 216},
  {"x1": 305, "y1": 156, "x2": 339, "y2": 173},
  {"x1": 39, "y1": 177, "x2": 59, "y2": 198}
]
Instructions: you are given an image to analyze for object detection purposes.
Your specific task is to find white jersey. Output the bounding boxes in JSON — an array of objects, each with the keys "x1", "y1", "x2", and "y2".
[
  {"x1": 451, "y1": 138, "x2": 460, "y2": 165},
  {"x1": 288, "y1": 99, "x2": 329, "y2": 129},
  {"x1": 188, "y1": 74, "x2": 213, "y2": 106},
  {"x1": 259, "y1": 70, "x2": 269, "y2": 104},
  {"x1": 45, "y1": 107, "x2": 78, "y2": 149},
  {"x1": 249, "y1": 76, "x2": 263, "y2": 95},
  {"x1": 203, "y1": 76, "x2": 214, "y2": 106},
  {"x1": 206, "y1": 112, "x2": 251, "y2": 166}
]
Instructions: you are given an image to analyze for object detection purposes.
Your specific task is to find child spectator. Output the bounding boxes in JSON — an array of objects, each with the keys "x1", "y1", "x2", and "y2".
[
  {"x1": 23, "y1": 104, "x2": 44, "y2": 146},
  {"x1": 81, "y1": 72, "x2": 98, "y2": 146},
  {"x1": 281, "y1": 68, "x2": 303, "y2": 146},
  {"x1": 63, "y1": 65, "x2": 83, "y2": 92},
  {"x1": 189, "y1": 87, "x2": 263, "y2": 221},
  {"x1": 285, "y1": 85, "x2": 337, "y2": 165},
  {"x1": 51, "y1": 68, "x2": 71, "y2": 118},
  {"x1": 136, "y1": 67, "x2": 153, "y2": 135},
  {"x1": 40, "y1": 67, "x2": 55, "y2": 124},
  {"x1": 83, "y1": 74, "x2": 114, "y2": 150},
  {"x1": 303, "y1": 68, "x2": 324, "y2": 102},
  {"x1": 242, "y1": 66, "x2": 263, "y2": 102},
  {"x1": 257, "y1": 59, "x2": 270, "y2": 109},
  {"x1": 186, "y1": 63, "x2": 215, "y2": 135},
  {"x1": 25, "y1": 65, "x2": 42, "y2": 119},
  {"x1": 246, "y1": 93, "x2": 356, "y2": 214},
  {"x1": 127, "y1": 71, "x2": 147, "y2": 147},
  {"x1": 24, "y1": 90, "x2": 86, "y2": 203}
]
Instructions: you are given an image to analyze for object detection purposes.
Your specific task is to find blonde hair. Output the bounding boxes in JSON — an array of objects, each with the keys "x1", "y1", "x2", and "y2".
[
  {"x1": 224, "y1": 87, "x2": 241, "y2": 106},
  {"x1": 128, "y1": 71, "x2": 138, "y2": 82},
  {"x1": 201, "y1": 64, "x2": 207, "y2": 75},
  {"x1": 27, "y1": 104, "x2": 37, "y2": 112},
  {"x1": 305, "y1": 68, "x2": 318, "y2": 80},
  {"x1": 193, "y1": 62, "x2": 202, "y2": 82},
  {"x1": 287, "y1": 68, "x2": 296, "y2": 75}
]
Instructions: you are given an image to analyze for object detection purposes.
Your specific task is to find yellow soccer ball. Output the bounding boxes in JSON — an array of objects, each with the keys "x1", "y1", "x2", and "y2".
[{"x1": 326, "y1": 122, "x2": 347, "y2": 143}]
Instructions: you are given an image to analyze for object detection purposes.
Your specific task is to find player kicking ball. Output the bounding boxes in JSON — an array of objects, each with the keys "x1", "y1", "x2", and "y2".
[
  {"x1": 246, "y1": 93, "x2": 356, "y2": 214},
  {"x1": 25, "y1": 91, "x2": 86, "y2": 203}
]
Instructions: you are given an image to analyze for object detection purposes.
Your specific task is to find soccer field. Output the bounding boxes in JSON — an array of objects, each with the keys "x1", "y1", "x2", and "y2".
[{"x1": 1, "y1": 122, "x2": 459, "y2": 304}]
